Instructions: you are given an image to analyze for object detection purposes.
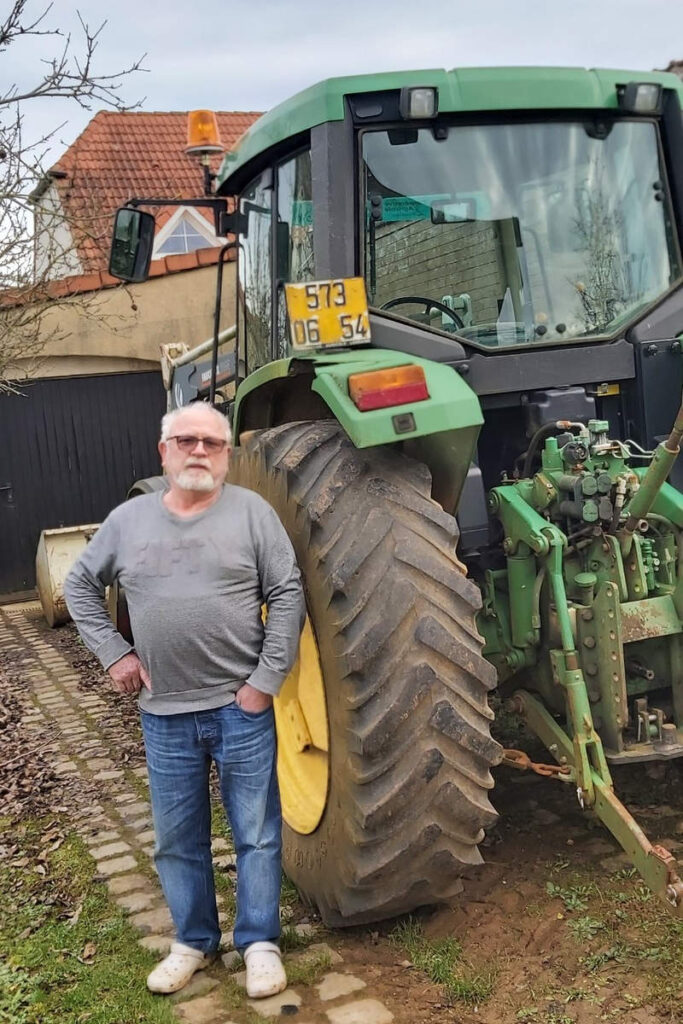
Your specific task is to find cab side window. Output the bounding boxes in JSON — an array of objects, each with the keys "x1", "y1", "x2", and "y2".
[
  {"x1": 276, "y1": 150, "x2": 315, "y2": 358},
  {"x1": 238, "y1": 173, "x2": 273, "y2": 375}
]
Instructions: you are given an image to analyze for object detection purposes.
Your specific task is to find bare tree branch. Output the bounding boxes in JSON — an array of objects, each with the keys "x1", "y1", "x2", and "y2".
[
  {"x1": 0, "y1": 1, "x2": 147, "y2": 111},
  {"x1": 0, "y1": 0, "x2": 147, "y2": 390}
]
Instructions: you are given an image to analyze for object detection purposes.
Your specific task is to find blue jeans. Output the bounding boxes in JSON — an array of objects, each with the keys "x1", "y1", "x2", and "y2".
[{"x1": 140, "y1": 704, "x2": 281, "y2": 955}]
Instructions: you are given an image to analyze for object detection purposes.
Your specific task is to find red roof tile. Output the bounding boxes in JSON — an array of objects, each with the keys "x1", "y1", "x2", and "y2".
[
  {"x1": 1, "y1": 246, "x2": 230, "y2": 308},
  {"x1": 42, "y1": 110, "x2": 261, "y2": 274}
]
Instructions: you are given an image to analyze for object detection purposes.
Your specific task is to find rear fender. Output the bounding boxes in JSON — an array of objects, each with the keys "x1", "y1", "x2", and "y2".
[{"x1": 232, "y1": 351, "x2": 483, "y2": 514}]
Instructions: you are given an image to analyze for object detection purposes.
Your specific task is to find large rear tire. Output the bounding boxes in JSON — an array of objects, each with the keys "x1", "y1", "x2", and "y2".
[{"x1": 229, "y1": 421, "x2": 501, "y2": 926}]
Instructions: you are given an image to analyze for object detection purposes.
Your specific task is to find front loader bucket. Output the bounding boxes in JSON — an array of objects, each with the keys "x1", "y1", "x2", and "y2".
[{"x1": 35, "y1": 524, "x2": 100, "y2": 627}]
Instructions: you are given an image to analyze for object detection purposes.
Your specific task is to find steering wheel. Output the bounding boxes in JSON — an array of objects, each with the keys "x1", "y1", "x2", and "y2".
[{"x1": 380, "y1": 295, "x2": 465, "y2": 331}]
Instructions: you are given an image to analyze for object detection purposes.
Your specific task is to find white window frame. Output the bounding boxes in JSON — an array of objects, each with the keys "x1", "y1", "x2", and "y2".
[{"x1": 152, "y1": 205, "x2": 221, "y2": 258}]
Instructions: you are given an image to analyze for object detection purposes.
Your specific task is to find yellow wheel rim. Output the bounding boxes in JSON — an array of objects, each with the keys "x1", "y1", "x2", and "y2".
[{"x1": 274, "y1": 614, "x2": 329, "y2": 834}]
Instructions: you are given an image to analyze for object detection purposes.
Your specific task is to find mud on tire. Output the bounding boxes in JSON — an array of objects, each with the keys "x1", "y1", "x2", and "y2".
[{"x1": 229, "y1": 420, "x2": 501, "y2": 926}]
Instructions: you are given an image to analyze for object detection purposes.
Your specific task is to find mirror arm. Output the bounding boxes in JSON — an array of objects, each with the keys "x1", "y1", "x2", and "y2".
[{"x1": 123, "y1": 196, "x2": 238, "y2": 237}]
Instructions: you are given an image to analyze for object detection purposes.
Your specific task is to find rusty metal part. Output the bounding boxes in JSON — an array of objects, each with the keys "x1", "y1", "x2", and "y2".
[
  {"x1": 502, "y1": 748, "x2": 572, "y2": 778},
  {"x1": 652, "y1": 845, "x2": 683, "y2": 907},
  {"x1": 635, "y1": 697, "x2": 664, "y2": 743},
  {"x1": 626, "y1": 659, "x2": 655, "y2": 681},
  {"x1": 620, "y1": 594, "x2": 680, "y2": 643}
]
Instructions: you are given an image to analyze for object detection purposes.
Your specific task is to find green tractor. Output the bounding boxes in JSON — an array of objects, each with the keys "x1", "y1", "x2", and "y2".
[{"x1": 109, "y1": 67, "x2": 683, "y2": 926}]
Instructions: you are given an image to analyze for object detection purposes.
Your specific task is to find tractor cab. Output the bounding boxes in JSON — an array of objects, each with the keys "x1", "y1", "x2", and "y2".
[{"x1": 214, "y1": 70, "x2": 683, "y2": 495}]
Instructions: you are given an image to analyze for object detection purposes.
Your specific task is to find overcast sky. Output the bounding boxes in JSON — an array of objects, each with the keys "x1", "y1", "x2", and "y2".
[{"x1": 5, "y1": 0, "x2": 683, "y2": 166}]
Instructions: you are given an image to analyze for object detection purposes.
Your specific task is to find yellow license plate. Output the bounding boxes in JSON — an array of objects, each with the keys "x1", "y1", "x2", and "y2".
[{"x1": 285, "y1": 277, "x2": 371, "y2": 349}]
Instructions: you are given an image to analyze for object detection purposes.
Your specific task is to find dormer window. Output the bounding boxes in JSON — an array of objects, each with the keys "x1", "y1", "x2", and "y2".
[{"x1": 152, "y1": 206, "x2": 219, "y2": 258}]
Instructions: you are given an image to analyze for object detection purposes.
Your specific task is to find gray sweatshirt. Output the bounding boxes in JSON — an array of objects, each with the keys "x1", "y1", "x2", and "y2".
[{"x1": 64, "y1": 485, "x2": 306, "y2": 715}]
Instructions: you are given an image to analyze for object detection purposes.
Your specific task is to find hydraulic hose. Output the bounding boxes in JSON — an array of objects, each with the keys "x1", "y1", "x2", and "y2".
[{"x1": 521, "y1": 421, "x2": 583, "y2": 479}]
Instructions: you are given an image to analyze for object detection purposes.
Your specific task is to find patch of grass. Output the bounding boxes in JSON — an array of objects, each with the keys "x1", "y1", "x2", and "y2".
[
  {"x1": 279, "y1": 875, "x2": 304, "y2": 924},
  {"x1": 545, "y1": 881, "x2": 593, "y2": 912},
  {"x1": 567, "y1": 916, "x2": 604, "y2": 942},
  {"x1": 632, "y1": 883, "x2": 654, "y2": 904},
  {"x1": 280, "y1": 924, "x2": 313, "y2": 953},
  {"x1": 280, "y1": 874, "x2": 300, "y2": 909},
  {"x1": 207, "y1": 792, "x2": 238, "y2": 927},
  {"x1": 0, "y1": 959, "x2": 34, "y2": 1024},
  {"x1": 549, "y1": 862, "x2": 683, "y2": 1018},
  {"x1": 582, "y1": 942, "x2": 629, "y2": 972},
  {"x1": 221, "y1": 976, "x2": 246, "y2": 1009},
  {"x1": 126, "y1": 770, "x2": 151, "y2": 803},
  {"x1": 0, "y1": 819, "x2": 176, "y2": 1024},
  {"x1": 213, "y1": 869, "x2": 237, "y2": 928},
  {"x1": 390, "y1": 917, "x2": 494, "y2": 1006},
  {"x1": 545, "y1": 1011, "x2": 574, "y2": 1024},
  {"x1": 561, "y1": 985, "x2": 592, "y2": 1003},
  {"x1": 516, "y1": 1006, "x2": 539, "y2": 1022},
  {"x1": 285, "y1": 946, "x2": 332, "y2": 986},
  {"x1": 210, "y1": 797, "x2": 234, "y2": 844},
  {"x1": 391, "y1": 917, "x2": 461, "y2": 984},
  {"x1": 445, "y1": 969, "x2": 495, "y2": 1004},
  {"x1": 637, "y1": 945, "x2": 667, "y2": 962},
  {"x1": 220, "y1": 980, "x2": 262, "y2": 1024},
  {"x1": 516, "y1": 1007, "x2": 573, "y2": 1024},
  {"x1": 548, "y1": 857, "x2": 570, "y2": 873},
  {"x1": 613, "y1": 866, "x2": 637, "y2": 880}
]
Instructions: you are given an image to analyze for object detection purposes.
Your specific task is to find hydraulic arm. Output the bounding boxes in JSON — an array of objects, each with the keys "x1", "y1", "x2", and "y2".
[{"x1": 479, "y1": 407, "x2": 683, "y2": 912}]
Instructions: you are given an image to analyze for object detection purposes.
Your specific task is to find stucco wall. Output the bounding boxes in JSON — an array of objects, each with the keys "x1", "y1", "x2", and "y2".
[
  {"x1": 7, "y1": 262, "x2": 236, "y2": 380},
  {"x1": 33, "y1": 183, "x2": 83, "y2": 280}
]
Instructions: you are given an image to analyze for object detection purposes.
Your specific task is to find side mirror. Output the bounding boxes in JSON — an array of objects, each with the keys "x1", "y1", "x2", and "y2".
[{"x1": 109, "y1": 207, "x2": 155, "y2": 282}]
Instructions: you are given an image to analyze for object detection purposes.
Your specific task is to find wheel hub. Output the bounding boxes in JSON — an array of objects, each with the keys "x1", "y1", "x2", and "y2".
[{"x1": 274, "y1": 615, "x2": 329, "y2": 834}]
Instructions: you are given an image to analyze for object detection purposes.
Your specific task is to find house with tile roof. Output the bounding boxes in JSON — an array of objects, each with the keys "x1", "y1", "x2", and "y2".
[
  {"x1": 31, "y1": 110, "x2": 260, "y2": 279},
  {"x1": 8, "y1": 109, "x2": 262, "y2": 381}
]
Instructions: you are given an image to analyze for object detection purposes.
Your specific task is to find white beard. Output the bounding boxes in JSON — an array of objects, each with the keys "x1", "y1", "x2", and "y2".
[{"x1": 175, "y1": 468, "x2": 216, "y2": 492}]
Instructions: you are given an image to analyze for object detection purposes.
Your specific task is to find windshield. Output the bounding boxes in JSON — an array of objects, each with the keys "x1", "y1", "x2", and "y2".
[{"x1": 362, "y1": 120, "x2": 680, "y2": 346}]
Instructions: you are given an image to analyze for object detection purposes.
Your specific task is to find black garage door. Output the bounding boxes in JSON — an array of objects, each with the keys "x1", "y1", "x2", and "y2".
[{"x1": 0, "y1": 372, "x2": 166, "y2": 597}]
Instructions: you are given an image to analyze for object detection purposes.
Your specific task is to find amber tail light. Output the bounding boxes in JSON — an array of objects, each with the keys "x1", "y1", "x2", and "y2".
[{"x1": 348, "y1": 365, "x2": 429, "y2": 411}]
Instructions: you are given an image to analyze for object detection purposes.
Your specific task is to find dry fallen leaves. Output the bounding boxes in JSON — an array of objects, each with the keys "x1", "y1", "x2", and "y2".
[
  {"x1": 78, "y1": 941, "x2": 97, "y2": 965},
  {"x1": 0, "y1": 664, "x2": 62, "y2": 822},
  {"x1": 67, "y1": 902, "x2": 83, "y2": 927}
]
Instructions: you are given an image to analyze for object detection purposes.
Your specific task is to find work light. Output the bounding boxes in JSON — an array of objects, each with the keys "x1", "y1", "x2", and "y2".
[
  {"x1": 620, "y1": 82, "x2": 663, "y2": 114},
  {"x1": 399, "y1": 87, "x2": 438, "y2": 119}
]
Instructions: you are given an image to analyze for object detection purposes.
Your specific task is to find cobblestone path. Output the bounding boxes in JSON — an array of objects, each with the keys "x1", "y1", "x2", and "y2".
[{"x1": 0, "y1": 602, "x2": 398, "y2": 1024}]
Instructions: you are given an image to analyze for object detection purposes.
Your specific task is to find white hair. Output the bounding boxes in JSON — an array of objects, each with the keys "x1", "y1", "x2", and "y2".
[{"x1": 160, "y1": 403, "x2": 232, "y2": 445}]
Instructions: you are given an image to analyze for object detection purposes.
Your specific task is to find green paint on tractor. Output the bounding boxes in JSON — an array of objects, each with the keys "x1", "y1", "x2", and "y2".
[{"x1": 216, "y1": 66, "x2": 683, "y2": 189}]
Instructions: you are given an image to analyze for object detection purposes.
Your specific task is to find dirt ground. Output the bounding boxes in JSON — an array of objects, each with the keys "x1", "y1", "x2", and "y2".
[{"x1": 3, "y1": 612, "x2": 683, "y2": 1024}]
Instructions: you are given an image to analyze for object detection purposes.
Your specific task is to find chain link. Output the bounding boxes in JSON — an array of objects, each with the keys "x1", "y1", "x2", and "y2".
[{"x1": 502, "y1": 748, "x2": 572, "y2": 779}]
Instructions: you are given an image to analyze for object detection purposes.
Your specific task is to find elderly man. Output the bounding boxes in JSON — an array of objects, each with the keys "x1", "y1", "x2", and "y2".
[{"x1": 65, "y1": 402, "x2": 305, "y2": 999}]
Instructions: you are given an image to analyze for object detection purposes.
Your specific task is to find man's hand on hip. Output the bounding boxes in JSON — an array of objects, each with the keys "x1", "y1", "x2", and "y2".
[
  {"x1": 236, "y1": 683, "x2": 273, "y2": 713},
  {"x1": 108, "y1": 653, "x2": 151, "y2": 695}
]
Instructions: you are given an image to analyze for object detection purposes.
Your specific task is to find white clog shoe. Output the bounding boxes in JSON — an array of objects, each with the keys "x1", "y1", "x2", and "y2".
[
  {"x1": 243, "y1": 941, "x2": 287, "y2": 999},
  {"x1": 146, "y1": 941, "x2": 213, "y2": 994}
]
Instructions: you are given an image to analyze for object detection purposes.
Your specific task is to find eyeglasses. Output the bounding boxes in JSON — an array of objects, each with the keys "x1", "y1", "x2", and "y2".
[{"x1": 167, "y1": 435, "x2": 229, "y2": 454}]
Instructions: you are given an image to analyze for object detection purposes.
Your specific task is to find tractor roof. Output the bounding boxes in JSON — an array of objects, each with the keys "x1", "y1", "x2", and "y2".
[{"x1": 216, "y1": 66, "x2": 683, "y2": 193}]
